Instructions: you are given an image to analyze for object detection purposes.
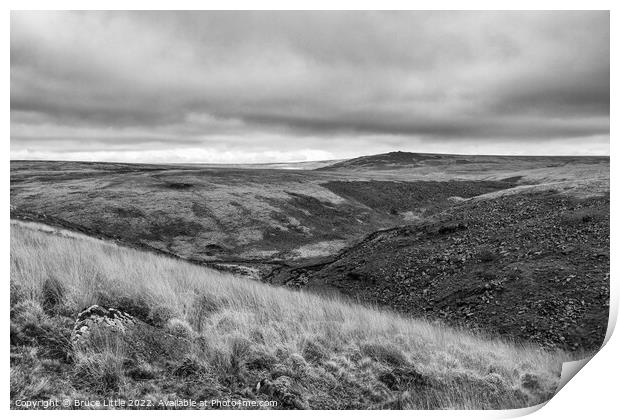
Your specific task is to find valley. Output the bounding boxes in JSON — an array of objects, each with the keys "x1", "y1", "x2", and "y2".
[{"x1": 10, "y1": 152, "x2": 610, "y2": 353}]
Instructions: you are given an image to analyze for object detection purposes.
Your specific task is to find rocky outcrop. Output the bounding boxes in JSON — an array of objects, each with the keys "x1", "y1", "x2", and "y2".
[
  {"x1": 72, "y1": 305, "x2": 136, "y2": 344},
  {"x1": 71, "y1": 304, "x2": 192, "y2": 364}
]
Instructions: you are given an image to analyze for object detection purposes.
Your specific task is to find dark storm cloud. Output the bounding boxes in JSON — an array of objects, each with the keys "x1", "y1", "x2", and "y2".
[{"x1": 10, "y1": 11, "x2": 609, "y2": 162}]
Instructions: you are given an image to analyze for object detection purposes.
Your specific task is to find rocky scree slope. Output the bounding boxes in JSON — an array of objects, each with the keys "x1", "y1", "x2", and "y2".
[{"x1": 267, "y1": 191, "x2": 610, "y2": 352}]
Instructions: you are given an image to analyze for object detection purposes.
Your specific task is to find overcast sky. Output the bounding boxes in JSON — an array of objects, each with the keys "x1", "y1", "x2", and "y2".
[{"x1": 11, "y1": 11, "x2": 609, "y2": 163}]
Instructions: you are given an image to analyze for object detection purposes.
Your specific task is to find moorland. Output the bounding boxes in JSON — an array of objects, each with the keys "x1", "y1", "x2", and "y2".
[{"x1": 10, "y1": 151, "x2": 610, "y2": 409}]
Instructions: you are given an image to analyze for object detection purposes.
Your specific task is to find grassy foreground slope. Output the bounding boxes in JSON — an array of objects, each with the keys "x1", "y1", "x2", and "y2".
[{"x1": 11, "y1": 221, "x2": 568, "y2": 409}]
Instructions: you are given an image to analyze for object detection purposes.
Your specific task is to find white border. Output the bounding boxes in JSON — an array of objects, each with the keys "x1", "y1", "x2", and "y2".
[{"x1": 4, "y1": 2, "x2": 617, "y2": 419}]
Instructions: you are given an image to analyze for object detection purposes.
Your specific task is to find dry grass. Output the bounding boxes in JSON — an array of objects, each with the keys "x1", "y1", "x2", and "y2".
[{"x1": 10, "y1": 220, "x2": 570, "y2": 409}]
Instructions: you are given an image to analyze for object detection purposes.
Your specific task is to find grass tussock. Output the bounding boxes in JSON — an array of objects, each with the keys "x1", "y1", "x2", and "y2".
[{"x1": 10, "y1": 221, "x2": 570, "y2": 409}]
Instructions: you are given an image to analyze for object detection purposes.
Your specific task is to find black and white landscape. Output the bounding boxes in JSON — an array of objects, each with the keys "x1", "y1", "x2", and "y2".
[{"x1": 10, "y1": 11, "x2": 610, "y2": 410}]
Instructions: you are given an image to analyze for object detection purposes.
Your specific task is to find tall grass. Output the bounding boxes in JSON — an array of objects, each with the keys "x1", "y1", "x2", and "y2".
[{"x1": 10, "y1": 220, "x2": 569, "y2": 409}]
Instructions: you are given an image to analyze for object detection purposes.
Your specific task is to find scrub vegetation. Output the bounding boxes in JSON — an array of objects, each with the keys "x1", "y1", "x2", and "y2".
[{"x1": 11, "y1": 221, "x2": 569, "y2": 409}]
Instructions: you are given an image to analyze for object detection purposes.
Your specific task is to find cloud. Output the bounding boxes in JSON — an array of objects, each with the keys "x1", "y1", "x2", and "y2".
[{"x1": 10, "y1": 11, "x2": 610, "y2": 162}]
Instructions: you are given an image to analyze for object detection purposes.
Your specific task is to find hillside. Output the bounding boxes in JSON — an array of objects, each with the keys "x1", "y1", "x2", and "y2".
[
  {"x1": 9, "y1": 160, "x2": 520, "y2": 270},
  {"x1": 267, "y1": 191, "x2": 610, "y2": 352},
  {"x1": 321, "y1": 151, "x2": 609, "y2": 172},
  {"x1": 11, "y1": 221, "x2": 569, "y2": 409},
  {"x1": 10, "y1": 154, "x2": 608, "y2": 273},
  {"x1": 10, "y1": 154, "x2": 610, "y2": 356}
]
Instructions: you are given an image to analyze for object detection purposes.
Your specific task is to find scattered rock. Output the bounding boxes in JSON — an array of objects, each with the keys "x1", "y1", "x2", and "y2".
[
  {"x1": 257, "y1": 376, "x2": 309, "y2": 409},
  {"x1": 276, "y1": 193, "x2": 609, "y2": 352},
  {"x1": 71, "y1": 305, "x2": 136, "y2": 344},
  {"x1": 71, "y1": 304, "x2": 193, "y2": 364}
]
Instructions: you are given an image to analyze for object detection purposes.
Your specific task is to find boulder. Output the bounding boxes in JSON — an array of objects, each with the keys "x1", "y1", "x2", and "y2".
[
  {"x1": 71, "y1": 304, "x2": 192, "y2": 364},
  {"x1": 72, "y1": 305, "x2": 136, "y2": 344},
  {"x1": 256, "y1": 376, "x2": 309, "y2": 409}
]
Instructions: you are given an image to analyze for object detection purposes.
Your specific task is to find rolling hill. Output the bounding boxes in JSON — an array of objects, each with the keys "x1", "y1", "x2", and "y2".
[
  {"x1": 10, "y1": 153, "x2": 609, "y2": 271},
  {"x1": 10, "y1": 152, "x2": 610, "y2": 354}
]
